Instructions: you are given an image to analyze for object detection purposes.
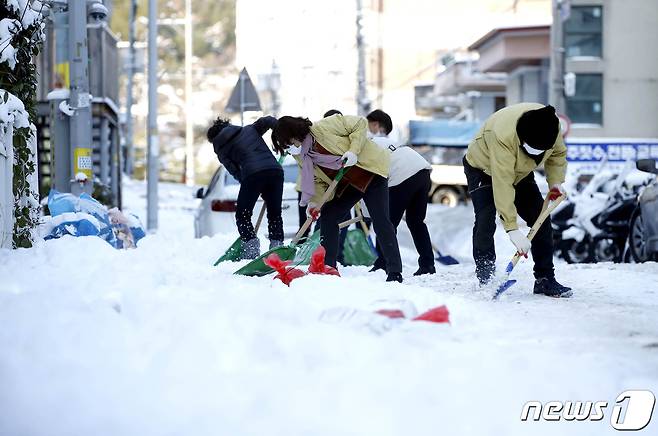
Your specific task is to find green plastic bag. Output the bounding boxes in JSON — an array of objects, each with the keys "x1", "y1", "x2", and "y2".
[{"x1": 342, "y1": 229, "x2": 377, "y2": 266}]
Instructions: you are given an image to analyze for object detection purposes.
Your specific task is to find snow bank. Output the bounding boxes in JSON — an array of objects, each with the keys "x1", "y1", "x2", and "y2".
[{"x1": 0, "y1": 89, "x2": 30, "y2": 131}]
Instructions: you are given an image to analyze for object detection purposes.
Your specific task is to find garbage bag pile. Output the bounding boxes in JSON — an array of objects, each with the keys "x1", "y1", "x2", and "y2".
[{"x1": 42, "y1": 190, "x2": 145, "y2": 249}]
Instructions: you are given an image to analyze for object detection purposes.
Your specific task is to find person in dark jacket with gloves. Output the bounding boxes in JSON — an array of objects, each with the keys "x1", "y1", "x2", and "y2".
[
  {"x1": 463, "y1": 103, "x2": 572, "y2": 297},
  {"x1": 206, "y1": 116, "x2": 283, "y2": 259}
]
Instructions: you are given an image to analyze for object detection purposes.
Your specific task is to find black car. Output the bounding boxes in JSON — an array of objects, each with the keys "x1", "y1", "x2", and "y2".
[{"x1": 629, "y1": 159, "x2": 658, "y2": 262}]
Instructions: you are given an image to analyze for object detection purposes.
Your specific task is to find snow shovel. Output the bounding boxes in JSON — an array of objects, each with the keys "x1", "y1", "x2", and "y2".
[
  {"x1": 234, "y1": 166, "x2": 348, "y2": 277},
  {"x1": 213, "y1": 202, "x2": 267, "y2": 265},
  {"x1": 492, "y1": 194, "x2": 566, "y2": 300},
  {"x1": 213, "y1": 154, "x2": 286, "y2": 265},
  {"x1": 432, "y1": 242, "x2": 459, "y2": 265},
  {"x1": 400, "y1": 214, "x2": 459, "y2": 265},
  {"x1": 292, "y1": 216, "x2": 363, "y2": 265}
]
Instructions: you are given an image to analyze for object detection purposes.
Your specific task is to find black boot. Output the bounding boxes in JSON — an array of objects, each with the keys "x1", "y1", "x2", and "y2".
[
  {"x1": 369, "y1": 258, "x2": 386, "y2": 273},
  {"x1": 413, "y1": 266, "x2": 436, "y2": 276},
  {"x1": 533, "y1": 277, "x2": 572, "y2": 298},
  {"x1": 241, "y1": 238, "x2": 260, "y2": 260},
  {"x1": 386, "y1": 272, "x2": 403, "y2": 283}
]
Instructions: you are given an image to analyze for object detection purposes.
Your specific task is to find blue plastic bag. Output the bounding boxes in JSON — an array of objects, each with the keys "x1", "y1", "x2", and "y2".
[{"x1": 44, "y1": 212, "x2": 101, "y2": 240}]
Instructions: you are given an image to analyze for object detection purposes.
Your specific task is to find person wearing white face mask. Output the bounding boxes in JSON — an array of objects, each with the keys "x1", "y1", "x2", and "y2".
[
  {"x1": 366, "y1": 109, "x2": 435, "y2": 276},
  {"x1": 463, "y1": 103, "x2": 572, "y2": 298},
  {"x1": 272, "y1": 113, "x2": 403, "y2": 283}
]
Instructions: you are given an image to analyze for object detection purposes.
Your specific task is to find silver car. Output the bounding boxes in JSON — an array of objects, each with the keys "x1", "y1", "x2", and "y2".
[
  {"x1": 628, "y1": 158, "x2": 658, "y2": 262},
  {"x1": 194, "y1": 157, "x2": 301, "y2": 239}
]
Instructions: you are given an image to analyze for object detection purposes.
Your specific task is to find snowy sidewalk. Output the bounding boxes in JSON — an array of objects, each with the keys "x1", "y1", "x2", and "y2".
[{"x1": 0, "y1": 181, "x2": 656, "y2": 436}]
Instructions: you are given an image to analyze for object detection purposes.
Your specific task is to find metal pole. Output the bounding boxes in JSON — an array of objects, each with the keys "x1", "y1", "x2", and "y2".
[
  {"x1": 125, "y1": 0, "x2": 137, "y2": 176},
  {"x1": 184, "y1": 0, "x2": 194, "y2": 186},
  {"x1": 147, "y1": 0, "x2": 159, "y2": 230},
  {"x1": 356, "y1": 0, "x2": 368, "y2": 116},
  {"x1": 68, "y1": 0, "x2": 93, "y2": 195},
  {"x1": 549, "y1": 0, "x2": 565, "y2": 111},
  {"x1": 51, "y1": 5, "x2": 71, "y2": 192},
  {"x1": 239, "y1": 70, "x2": 245, "y2": 126}
]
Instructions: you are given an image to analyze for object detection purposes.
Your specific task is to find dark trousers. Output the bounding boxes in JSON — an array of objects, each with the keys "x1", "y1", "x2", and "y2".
[
  {"x1": 373, "y1": 169, "x2": 434, "y2": 270},
  {"x1": 321, "y1": 175, "x2": 402, "y2": 273},
  {"x1": 236, "y1": 169, "x2": 284, "y2": 242},
  {"x1": 297, "y1": 191, "x2": 349, "y2": 262},
  {"x1": 463, "y1": 158, "x2": 554, "y2": 283}
]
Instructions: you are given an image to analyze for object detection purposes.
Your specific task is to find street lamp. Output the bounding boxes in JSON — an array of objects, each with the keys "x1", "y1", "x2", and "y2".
[{"x1": 267, "y1": 60, "x2": 281, "y2": 117}]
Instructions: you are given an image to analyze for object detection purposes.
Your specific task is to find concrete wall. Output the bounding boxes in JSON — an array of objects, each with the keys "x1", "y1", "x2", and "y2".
[
  {"x1": 567, "y1": 0, "x2": 658, "y2": 138},
  {"x1": 506, "y1": 65, "x2": 549, "y2": 106}
]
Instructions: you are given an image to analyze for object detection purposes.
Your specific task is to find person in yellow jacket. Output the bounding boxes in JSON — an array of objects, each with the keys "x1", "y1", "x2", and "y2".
[
  {"x1": 272, "y1": 114, "x2": 403, "y2": 282},
  {"x1": 464, "y1": 103, "x2": 572, "y2": 297}
]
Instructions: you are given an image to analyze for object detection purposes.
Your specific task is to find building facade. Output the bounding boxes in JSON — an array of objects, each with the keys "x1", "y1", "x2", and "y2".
[{"x1": 562, "y1": 0, "x2": 658, "y2": 138}]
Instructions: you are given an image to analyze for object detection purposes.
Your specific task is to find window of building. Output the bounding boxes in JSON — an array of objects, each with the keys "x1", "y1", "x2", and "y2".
[
  {"x1": 566, "y1": 73, "x2": 603, "y2": 125},
  {"x1": 564, "y1": 6, "x2": 603, "y2": 58}
]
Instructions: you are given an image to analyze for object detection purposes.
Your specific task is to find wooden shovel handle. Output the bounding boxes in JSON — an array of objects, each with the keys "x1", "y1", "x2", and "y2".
[
  {"x1": 510, "y1": 194, "x2": 566, "y2": 267},
  {"x1": 291, "y1": 166, "x2": 348, "y2": 245}
]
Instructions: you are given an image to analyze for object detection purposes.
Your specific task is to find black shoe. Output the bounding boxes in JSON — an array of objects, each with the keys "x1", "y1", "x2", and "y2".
[
  {"x1": 534, "y1": 277, "x2": 573, "y2": 298},
  {"x1": 413, "y1": 266, "x2": 436, "y2": 276},
  {"x1": 369, "y1": 264, "x2": 385, "y2": 273},
  {"x1": 386, "y1": 272, "x2": 403, "y2": 283}
]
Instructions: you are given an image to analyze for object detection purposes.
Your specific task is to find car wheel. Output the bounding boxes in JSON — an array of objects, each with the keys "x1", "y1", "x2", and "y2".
[
  {"x1": 629, "y1": 207, "x2": 649, "y2": 263},
  {"x1": 431, "y1": 187, "x2": 460, "y2": 207}
]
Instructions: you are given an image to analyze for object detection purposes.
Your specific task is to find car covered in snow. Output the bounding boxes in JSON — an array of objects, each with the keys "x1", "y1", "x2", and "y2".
[
  {"x1": 194, "y1": 156, "x2": 301, "y2": 239},
  {"x1": 629, "y1": 158, "x2": 658, "y2": 262}
]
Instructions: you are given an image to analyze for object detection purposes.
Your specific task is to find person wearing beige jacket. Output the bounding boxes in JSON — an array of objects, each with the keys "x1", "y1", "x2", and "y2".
[
  {"x1": 464, "y1": 103, "x2": 572, "y2": 297},
  {"x1": 272, "y1": 114, "x2": 403, "y2": 282}
]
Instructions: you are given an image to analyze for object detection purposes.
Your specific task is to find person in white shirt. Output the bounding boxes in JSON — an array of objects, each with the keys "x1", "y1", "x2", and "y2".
[{"x1": 366, "y1": 110, "x2": 435, "y2": 276}]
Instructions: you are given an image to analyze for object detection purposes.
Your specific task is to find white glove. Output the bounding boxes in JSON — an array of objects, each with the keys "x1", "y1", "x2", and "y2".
[
  {"x1": 508, "y1": 229, "x2": 531, "y2": 256},
  {"x1": 341, "y1": 151, "x2": 358, "y2": 167}
]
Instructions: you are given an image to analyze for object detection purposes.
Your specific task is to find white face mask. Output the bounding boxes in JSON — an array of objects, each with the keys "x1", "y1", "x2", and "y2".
[
  {"x1": 521, "y1": 142, "x2": 546, "y2": 156},
  {"x1": 287, "y1": 144, "x2": 302, "y2": 155}
]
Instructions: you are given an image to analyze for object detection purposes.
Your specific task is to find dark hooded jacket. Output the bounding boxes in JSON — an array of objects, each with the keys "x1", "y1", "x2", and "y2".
[{"x1": 211, "y1": 116, "x2": 281, "y2": 182}]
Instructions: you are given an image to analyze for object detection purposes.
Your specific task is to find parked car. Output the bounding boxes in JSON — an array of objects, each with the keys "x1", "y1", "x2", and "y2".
[
  {"x1": 628, "y1": 159, "x2": 658, "y2": 262},
  {"x1": 194, "y1": 156, "x2": 300, "y2": 239}
]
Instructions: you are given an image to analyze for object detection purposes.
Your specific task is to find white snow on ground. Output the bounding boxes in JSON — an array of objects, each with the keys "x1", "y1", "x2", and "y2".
[{"x1": 1, "y1": 181, "x2": 657, "y2": 436}]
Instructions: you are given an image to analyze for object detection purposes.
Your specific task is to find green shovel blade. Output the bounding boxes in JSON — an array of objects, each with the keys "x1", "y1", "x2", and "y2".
[
  {"x1": 233, "y1": 245, "x2": 298, "y2": 277},
  {"x1": 213, "y1": 237, "x2": 243, "y2": 266}
]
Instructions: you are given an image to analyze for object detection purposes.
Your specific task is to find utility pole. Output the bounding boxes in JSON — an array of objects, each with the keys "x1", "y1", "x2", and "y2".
[
  {"x1": 147, "y1": 0, "x2": 159, "y2": 230},
  {"x1": 355, "y1": 0, "x2": 369, "y2": 116},
  {"x1": 184, "y1": 0, "x2": 194, "y2": 186},
  {"x1": 239, "y1": 70, "x2": 245, "y2": 126},
  {"x1": 125, "y1": 0, "x2": 137, "y2": 177},
  {"x1": 68, "y1": 0, "x2": 93, "y2": 195},
  {"x1": 549, "y1": 0, "x2": 566, "y2": 112}
]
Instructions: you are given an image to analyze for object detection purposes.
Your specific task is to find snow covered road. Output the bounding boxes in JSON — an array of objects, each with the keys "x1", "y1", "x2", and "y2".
[{"x1": 0, "y1": 181, "x2": 656, "y2": 436}]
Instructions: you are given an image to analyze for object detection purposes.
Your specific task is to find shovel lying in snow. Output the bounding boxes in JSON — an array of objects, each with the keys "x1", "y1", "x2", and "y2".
[
  {"x1": 432, "y1": 242, "x2": 459, "y2": 265},
  {"x1": 492, "y1": 194, "x2": 566, "y2": 300},
  {"x1": 213, "y1": 154, "x2": 287, "y2": 265},
  {"x1": 234, "y1": 166, "x2": 348, "y2": 277}
]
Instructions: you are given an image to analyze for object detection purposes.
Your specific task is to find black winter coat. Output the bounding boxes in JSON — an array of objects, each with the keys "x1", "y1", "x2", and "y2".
[{"x1": 211, "y1": 116, "x2": 281, "y2": 182}]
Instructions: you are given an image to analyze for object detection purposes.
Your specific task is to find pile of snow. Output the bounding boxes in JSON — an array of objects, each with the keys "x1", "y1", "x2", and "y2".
[
  {"x1": 0, "y1": 1, "x2": 46, "y2": 70},
  {"x1": 0, "y1": 181, "x2": 657, "y2": 436},
  {"x1": 0, "y1": 89, "x2": 30, "y2": 133}
]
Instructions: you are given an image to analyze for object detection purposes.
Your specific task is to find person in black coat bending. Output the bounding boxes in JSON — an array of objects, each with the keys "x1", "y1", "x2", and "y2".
[{"x1": 206, "y1": 116, "x2": 283, "y2": 259}]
